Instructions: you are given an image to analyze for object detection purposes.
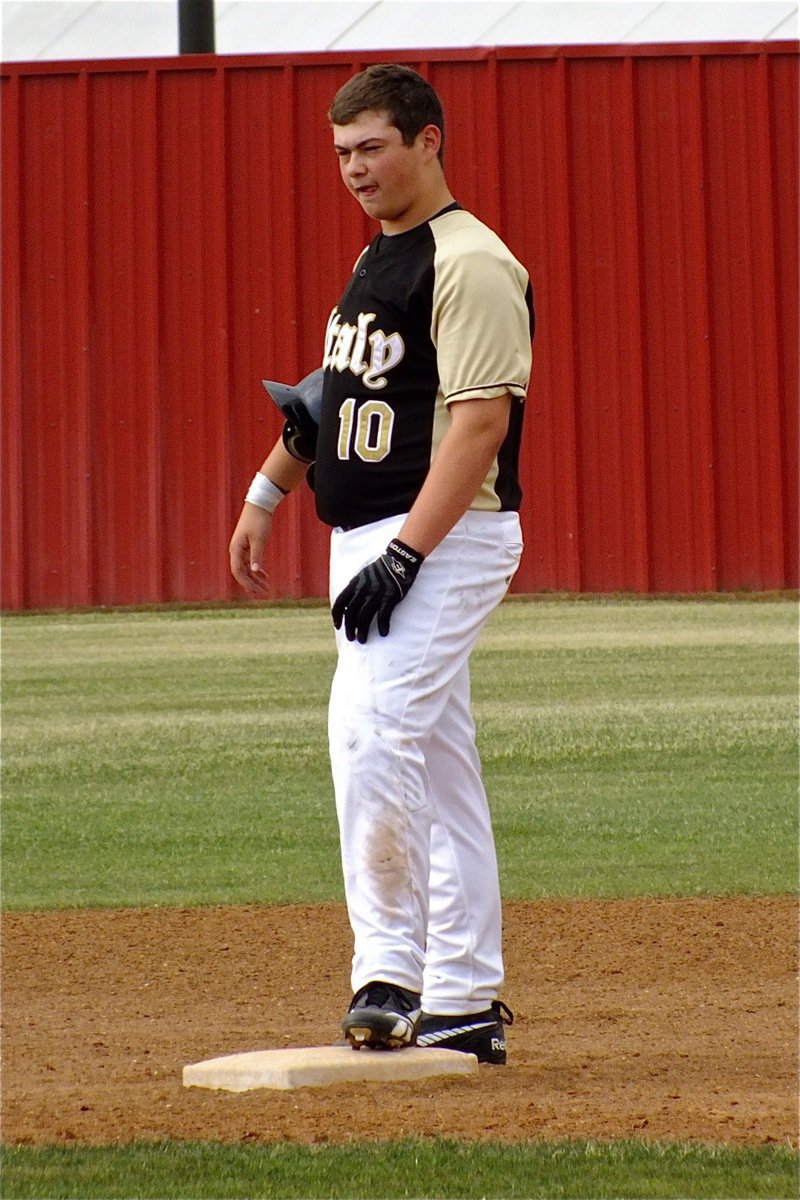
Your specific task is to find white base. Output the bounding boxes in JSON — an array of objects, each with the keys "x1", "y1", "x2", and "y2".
[{"x1": 183, "y1": 1044, "x2": 479, "y2": 1092}]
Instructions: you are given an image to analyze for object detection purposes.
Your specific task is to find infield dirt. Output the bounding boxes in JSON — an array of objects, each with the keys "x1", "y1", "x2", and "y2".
[{"x1": 2, "y1": 896, "x2": 796, "y2": 1147}]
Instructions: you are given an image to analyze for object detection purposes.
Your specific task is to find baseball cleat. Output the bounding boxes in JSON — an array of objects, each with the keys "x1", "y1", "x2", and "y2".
[
  {"x1": 416, "y1": 1000, "x2": 513, "y2": 1064},
  {"x1": 342, "y1": 981, "x2": 422, "y2": 1050}
]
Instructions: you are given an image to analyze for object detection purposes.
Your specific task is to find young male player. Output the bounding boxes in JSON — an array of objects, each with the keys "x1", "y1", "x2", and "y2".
[{"x1": 230, "y1": 64, "x2": 534, "y2": 1063}]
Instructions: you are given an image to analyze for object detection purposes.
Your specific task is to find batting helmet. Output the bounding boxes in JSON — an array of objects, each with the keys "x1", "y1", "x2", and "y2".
[{"x1": 262, "y1": 367, "x2": 324, "y2": 464}]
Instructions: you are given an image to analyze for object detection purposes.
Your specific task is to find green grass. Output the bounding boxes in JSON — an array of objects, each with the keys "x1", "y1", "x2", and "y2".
[
  {"x1": 2, "y1": 1138, "x2": 797, "y2": 1199},
  {"x1": 2, "y1": 599, "x2": 797, "y2": 909},
  {"x1": 2, "y1": 599, "x2": 797, "y2": 1198}
]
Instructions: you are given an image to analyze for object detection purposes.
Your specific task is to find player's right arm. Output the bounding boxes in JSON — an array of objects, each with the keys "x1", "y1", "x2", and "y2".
[{"x1": 229, "y1": 438, "x2": 309, "y2": 599}]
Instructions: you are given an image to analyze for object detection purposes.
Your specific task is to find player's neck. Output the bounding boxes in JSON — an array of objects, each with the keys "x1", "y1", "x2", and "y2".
[{"x1": 380, "y1": 180, "x2": 455, "y2": 236}]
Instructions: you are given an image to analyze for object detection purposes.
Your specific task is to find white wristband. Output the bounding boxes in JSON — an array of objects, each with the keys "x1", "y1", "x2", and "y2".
[{"x1": 245, "y1": 472, "x2": 286, "y2": 513}]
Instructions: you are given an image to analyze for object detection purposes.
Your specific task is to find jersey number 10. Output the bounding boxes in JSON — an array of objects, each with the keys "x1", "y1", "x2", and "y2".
[{"x1": 337, "y1": 398, "x2": 395, "y2": 463}]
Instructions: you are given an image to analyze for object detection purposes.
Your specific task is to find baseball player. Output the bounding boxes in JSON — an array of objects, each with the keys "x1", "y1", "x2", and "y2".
[{"x1": 230, "y1": 64, "x2": 534, "y2": 1064}]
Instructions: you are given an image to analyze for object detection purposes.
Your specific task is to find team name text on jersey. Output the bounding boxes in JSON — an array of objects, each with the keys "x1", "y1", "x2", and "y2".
[{"x1": 323, "y1": 308, "x2": 405, "y2": 390}]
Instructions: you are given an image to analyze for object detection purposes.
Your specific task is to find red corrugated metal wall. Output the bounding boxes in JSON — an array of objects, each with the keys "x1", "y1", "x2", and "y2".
[{"x1": 2, "y1": 44, "x2": 797, "y2": 608}]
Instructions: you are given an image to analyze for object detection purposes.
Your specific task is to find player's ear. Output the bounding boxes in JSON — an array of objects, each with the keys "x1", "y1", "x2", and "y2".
[{"x1": 419, "y1": 123, "x2": 442, "y2": 161}]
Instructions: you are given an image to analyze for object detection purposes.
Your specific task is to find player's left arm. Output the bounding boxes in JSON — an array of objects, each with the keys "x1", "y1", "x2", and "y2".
[
  {"x1": 399, "y1": 233, "x2": 531, "y2": 555},
  {"x1": 396, "y1": 393, "x2": 512, "y2": 556}
]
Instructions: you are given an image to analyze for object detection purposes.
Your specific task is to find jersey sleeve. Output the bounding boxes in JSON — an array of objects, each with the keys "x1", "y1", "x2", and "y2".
[{"x1": 430, "y1": 219, "x2": 533, "y2": 405}]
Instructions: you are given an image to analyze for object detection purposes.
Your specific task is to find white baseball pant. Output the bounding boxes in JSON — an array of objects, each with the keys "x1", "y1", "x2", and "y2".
[{"x1": 328, "y1": 510, "x2": 523, "y2": 1015}]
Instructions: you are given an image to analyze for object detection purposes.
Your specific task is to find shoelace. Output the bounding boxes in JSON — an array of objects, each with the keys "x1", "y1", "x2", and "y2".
[
  {"x1": 357, "y1": 983, "x2": 417, "y2": 1012},
  {"x1": 492, "y1": 1000, "x2": 514, "y2": 1026}
]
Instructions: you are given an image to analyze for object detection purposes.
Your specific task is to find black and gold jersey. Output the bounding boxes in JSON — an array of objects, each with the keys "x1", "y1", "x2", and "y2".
[{"x1": 313, "y1": 203, "x2": 534, "y2": 529}]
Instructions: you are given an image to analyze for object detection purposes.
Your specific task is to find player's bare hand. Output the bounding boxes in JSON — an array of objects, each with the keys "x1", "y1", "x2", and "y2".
[{"x1": 229, "y1": 504, "x2": 273, "y2": 598}]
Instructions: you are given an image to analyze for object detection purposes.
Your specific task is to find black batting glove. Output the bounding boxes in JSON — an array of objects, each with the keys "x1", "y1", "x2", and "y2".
[{"x1": 332, "y1": 539, "x2": 424, "y2": 643}]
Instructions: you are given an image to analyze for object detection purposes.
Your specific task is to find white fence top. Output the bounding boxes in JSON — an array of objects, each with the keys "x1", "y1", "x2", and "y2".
[{"x1": 3, "y1": 0, "x2": 798, "y2": 64}]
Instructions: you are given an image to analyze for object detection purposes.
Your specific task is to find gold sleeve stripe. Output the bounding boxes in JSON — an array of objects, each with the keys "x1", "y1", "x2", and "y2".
[{"x1": 447, "y1": 381, "x2": 527, "y2": 401}]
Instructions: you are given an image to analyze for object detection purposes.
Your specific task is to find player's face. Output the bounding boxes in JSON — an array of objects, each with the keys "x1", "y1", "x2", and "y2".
[{"x1": 333, "y1": 111, "x2": 439, "y2": 234}]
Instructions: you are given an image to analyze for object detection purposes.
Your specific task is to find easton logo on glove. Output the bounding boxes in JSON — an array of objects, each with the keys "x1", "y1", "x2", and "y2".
[{"x1": 332, "y1": 539, "x2": 424, "y2": 643}]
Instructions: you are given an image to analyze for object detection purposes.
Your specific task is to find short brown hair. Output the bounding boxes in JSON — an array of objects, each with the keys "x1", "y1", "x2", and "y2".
[{"x1": 328, "y1": 64, "x2": 445, "y2": 162}]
